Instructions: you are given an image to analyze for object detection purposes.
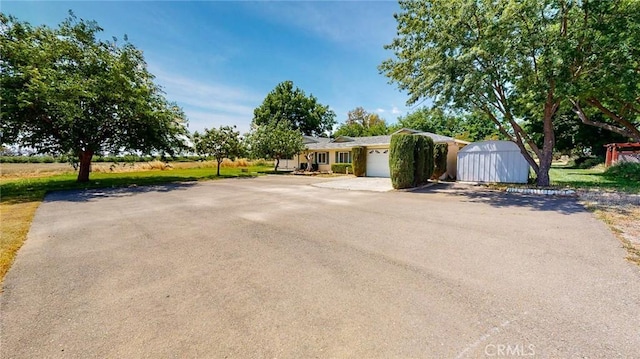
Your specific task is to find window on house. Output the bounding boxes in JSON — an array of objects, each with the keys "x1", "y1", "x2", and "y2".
[
  {"x1": 316, "y1": 152, "x2": 329, "y2": 164},
  {"x1": 337, "y1": 151, "x2": 351, "y2": 163}
]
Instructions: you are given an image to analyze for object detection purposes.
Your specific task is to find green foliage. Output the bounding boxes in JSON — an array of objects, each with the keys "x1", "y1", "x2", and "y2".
[
  {"x1": 422, "y1": 136, "x2": 435, "y2": 182},
  {"x1": 334, "y1": 107, "x2": 389, "y2": 137},
  {"x1": 246, "y1": 120, "x2": 305, "y2": 171},
  {"x1": 549, "y1": 165, "x2": 639, "y2": 193},
  {"x1": 393, "y1": 107, "x2": 451, "y2": 135},
  {"x1": 569, "y1": 1, "x2": 640, "y2": 141},
  {"x1": 413, "y1": 136, "x2": 427, "y2": 186},
  {"x1": 252, "y1": 81, "x2": 336, "y2": 136},
  {"x1": 390, "y1": 107, "x2": 500, "y2": 142},
  {"x1": 433, "y1": 143, "x2": 448, "y2": 179},
  {"x1": 0, "y1": 156, "x2": 56, "y2": 163},
  {"x1": 389, "y1": 134, "x2": 416, "y2": 189},
  {"x1": 0, "y1": 13, "x2": 188, "y2": 182},
  {"x1": 331, "y1": 163, "x2": 352, "y2": 174},
  {"x1": 351, "y1": 146, "x2": 366, "y2": 177},
  {"x1": 193, "y1": 126, "x2": 243, "y2": 176},
  {"x1": 380, "y1": 0, "x2": 640, "y2": 186},
  {"x1": 603, "y1": 163, "x2": 640, "y2": 182},
  {"x1": 570, "y1": 156, "x2": 605, "y2": 169},
  {"x1": 525, "y1": 110, "x2": 628, "y2": 157}
]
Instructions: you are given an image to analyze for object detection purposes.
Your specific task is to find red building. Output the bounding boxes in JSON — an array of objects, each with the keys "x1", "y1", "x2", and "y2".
[{"x1": 604, "y1": 143, "x2": 640, "y2": 167}]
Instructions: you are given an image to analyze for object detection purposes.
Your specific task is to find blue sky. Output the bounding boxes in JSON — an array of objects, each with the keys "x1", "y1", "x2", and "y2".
[{"x1": 3, "y1": 1, "x2": 420, "y2": 134}]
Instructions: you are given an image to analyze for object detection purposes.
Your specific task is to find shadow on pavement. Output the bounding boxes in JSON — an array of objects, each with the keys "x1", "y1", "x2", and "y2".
[
  {"x1": 44, "y1": 182, "x2": 197, "y2": 203},
  {"x1": 410, "y1": 182, "x2": 585, "y2": 215}
]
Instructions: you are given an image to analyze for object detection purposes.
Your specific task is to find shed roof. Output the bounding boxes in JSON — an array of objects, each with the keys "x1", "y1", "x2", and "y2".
[{"x1": 459, "y1": 140, "x2": 521, "y2": 153}]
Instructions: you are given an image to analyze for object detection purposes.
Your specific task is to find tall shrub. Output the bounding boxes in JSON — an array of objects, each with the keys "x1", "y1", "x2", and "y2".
[
  {"x1": 433, "y1": 143, "x2": 448, "y2": 179},
  {"x1": 389, "y1": 134, "x2": 416, "y2": 189},
  {"x1": 413, "y1": 135, "x2": 426, "y2": 186},
  {"x1": 422, "y1": 136, "x2": 435, "y2": 183},
  {"x1": 352, "y1": 146, "x2": 366, "y2": 177}
]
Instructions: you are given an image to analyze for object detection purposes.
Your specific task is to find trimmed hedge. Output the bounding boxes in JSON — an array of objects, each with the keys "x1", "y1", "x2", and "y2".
[
  {"x1": 433, "y1": 143, "x2": 448, "y2": 179},
  {"x1": 422, "y1": 136, "x2": 435, "y2": 183},
  {"x1": 352, "y1": 146, "x2": 366, "y2": 177},
  {"x1": 413, "y1": 136, "x2": 427, "y2": 186},
  {"x1": 389, "y1": 134, "x2": 435, "y2": 189},
  {"x1": 389, "y1": 134, "x2": 416, "y2": 189},
  {"x1": 331, "y1": 163, "x2": 353, "y2": 174}
]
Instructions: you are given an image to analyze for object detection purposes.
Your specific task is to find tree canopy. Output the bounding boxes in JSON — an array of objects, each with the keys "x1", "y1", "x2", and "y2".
[
  {"x1": 0, "y1": 13, "x2": 188, "y2": 182},
  {"x1": 568, "y1": 1, "x2": 640, "y2": 141},
  {"x1": 252, "y1": 81, "x2": 336, "y2": 137},
  {"x1": 380, "y1": 0, "x2": 639, "y2": 186},
  {"x1": 246, "y1": 120, "x2": 304, "y2": 171},
  {"x1": 333, "y1": 107, "x2": 389, "y2": 137},
  {"x1": 391, "y1": 108, "x2": 500, "y2": 142},
  {"x1": 193, "y1": 126, "x2": 243, "y2": 176}
]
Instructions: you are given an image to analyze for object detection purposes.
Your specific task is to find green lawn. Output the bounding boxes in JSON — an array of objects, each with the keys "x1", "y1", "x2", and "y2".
[{"x1": 550, "y1": 164, "x2": 640, "y2": 193}]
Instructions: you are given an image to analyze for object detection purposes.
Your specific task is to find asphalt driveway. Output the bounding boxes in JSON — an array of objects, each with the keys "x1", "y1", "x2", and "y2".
[{"x1": 2, "y1": 176, "x2": 639, "y2": 358}]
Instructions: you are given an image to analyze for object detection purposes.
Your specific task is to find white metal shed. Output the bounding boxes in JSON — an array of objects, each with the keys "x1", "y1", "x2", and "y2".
[{"x1": 457, "y1": 141, "x2": 530, "y2": 183}]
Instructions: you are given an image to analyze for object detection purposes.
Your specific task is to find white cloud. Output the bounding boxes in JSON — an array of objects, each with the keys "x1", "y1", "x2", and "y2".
[
  {"x1": 391, "y1": 106, "x2": 401, "y2": 115},
  {"x1": 151, "y1": 68, "x2": 262, "y2": 134},
  {"x1": 376, "y1": 108, "x2": 386, "y2": 113},
  {"x1": 245, "y1": 2, "x2": 398, "y2": 49}
]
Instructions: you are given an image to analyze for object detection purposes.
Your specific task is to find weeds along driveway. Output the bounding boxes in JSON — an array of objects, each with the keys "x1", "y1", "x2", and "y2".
[{"x1": 2, "y1": 176, "x2": 639, "y2": 358}]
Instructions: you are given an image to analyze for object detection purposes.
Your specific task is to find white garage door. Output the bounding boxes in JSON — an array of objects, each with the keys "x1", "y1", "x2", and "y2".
[{"x1": 366, "y1": 148, "x2": 390, "y2": 177}]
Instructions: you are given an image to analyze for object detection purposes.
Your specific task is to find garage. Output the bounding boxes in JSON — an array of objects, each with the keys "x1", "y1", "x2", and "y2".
[{"x1": 366, "y1": 148, "x2": 390, "y2": 177}]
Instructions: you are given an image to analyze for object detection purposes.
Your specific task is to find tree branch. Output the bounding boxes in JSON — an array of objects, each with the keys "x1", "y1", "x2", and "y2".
[
  {"x1": 585, "y1": 98, "x2": 640, "y2": 140},
  {"x1": 572, "y1": 99, "x2": 640, "y2": 141}
]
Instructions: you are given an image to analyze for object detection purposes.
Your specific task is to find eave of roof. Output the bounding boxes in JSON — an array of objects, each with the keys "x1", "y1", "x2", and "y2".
[{"x1": 303, "y1": 129, "x2": 469, "y2": 150}]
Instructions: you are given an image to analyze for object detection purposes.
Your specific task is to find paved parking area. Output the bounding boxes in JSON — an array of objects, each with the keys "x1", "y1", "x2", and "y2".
[
  {"x1": 312, "y1": 176, "x2": 393, "y2": 192},
  {"x1": 2, "y1": 176, "x2": 639, "y2": 358}
]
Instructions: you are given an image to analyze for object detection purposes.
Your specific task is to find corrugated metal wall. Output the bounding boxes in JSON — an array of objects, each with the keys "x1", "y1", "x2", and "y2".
[{"x1": 457, "y1": 141, "x2": 530, "y2": 183}]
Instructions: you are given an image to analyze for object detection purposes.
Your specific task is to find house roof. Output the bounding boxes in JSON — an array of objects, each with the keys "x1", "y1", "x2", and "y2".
[
  {"x1": 302, "y1": 135, "x2": 331, "y2": 144},
  {"x1": 393, "y1": 128, "x2": 470, "y2": 144},
  {"x1": 302, "y1": 129, "x2": 468, "y2": 151}
]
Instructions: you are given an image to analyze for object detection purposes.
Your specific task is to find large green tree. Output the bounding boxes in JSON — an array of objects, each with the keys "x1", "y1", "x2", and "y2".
[
  {"x1": 380, "y1": 0, "x2": 638, "y2": 186},
  {"x1": 392, "y1": 108, "x2": 459, "y2": 136},
  {"x1": 0, "y1": 13, "x2": 188, "y2": 182},
  {"x1": 391, "y1": 108, "x2": 500, "y2": 142},
  {"x1": 246, "y1": 120, "x2": 305, "y2": 171},
  {"x1": 252, "y1": 81, "x2": 336, "y2": 136},
  {"x1": 333, "y1": 107, "x2": 389, "y2": 137},
  {"x1": 525, "y1": 110, "x2": 627, "y2": 158},
  {"x1": 193, "y1": 126, "x2": 243, "y2": 176},
  {"x1": 568, "y1": 1, "x2": 640, "y2": 141}
]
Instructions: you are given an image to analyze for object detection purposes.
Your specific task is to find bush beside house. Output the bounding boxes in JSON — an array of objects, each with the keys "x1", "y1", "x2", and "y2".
[
  {"x1": 433, "y1": 143, "x2": 448, "y2": 179},
  {"x1": 352, "y1": 146, "x2": 366, "y2": 177},
  {"x1": 331, "y1": 163, "x2": 353, "y2": 174},
  {"x1": 390, "y1": 134, "x2": 435, "y2": 189},
  {"x1": 389, "y1": 134, "x2": 416, "y2": 189},
  {"x1": 413, "y1": 136, "x2": 427, "y2": 185},
  {"x1": 422, "y1": 136, "x2": 435, "y2": 184}
]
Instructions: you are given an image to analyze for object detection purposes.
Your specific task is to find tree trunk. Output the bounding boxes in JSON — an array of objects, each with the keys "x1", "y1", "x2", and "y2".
[
  {"x1": 77, "y1": 150, "x2": 94, "y2": 183},
  {"x1": 217, "y1": 159, "x2": 222, "y2": 176},
  {"x1": 274, "y1": 157, "x2": 280, "y2": 171},
  {"x1": 537, "y1": 99, "x2": 558, "y2": 187}
]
